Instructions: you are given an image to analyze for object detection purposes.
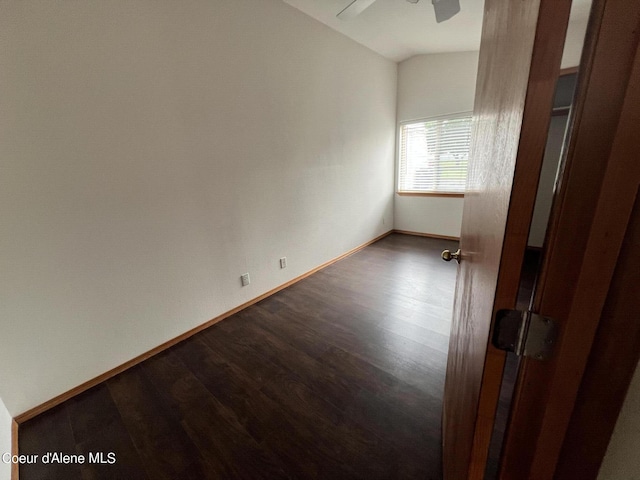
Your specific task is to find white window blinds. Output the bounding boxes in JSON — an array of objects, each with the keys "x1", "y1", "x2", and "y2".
[{"x1": 398, "y1": 114, "x2": 472, "y2": 194}]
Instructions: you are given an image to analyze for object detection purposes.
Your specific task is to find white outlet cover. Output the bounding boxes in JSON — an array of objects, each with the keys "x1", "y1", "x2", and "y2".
[
  {"x1": 241, "y1": 273, "x2": 250, "y2": 286},
  {"x1": 280, "y1": 257, "x2": 287, "y2": 269}
]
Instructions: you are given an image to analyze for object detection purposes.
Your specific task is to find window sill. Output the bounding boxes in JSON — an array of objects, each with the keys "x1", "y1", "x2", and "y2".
[{"x1": 396, "y1": 191, "x2": 465, "y2": 198}]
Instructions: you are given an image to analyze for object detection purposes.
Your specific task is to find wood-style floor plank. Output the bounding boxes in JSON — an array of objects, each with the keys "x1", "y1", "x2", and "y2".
[
  {"x1": 173, "y1": 337, "x2": 346, "y2": 479},
  {"x1": 19, "y1": 233, "x2": 457, "y2": 479},
  {"x1": 106, "y1": 366, "x2": 211, "y2": 480}
]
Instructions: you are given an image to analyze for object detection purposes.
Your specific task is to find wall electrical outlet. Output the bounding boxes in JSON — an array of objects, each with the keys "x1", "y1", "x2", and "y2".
[
  {"x1": 241, "y1": 273, "x2": 250, "y2": 286},
  {"x1": 280, "y1": 257, "x2": 287, "y2": 269}
]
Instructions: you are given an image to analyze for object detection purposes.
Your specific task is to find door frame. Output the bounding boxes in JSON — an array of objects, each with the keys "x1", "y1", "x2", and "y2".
[
  {"x1": 498, "y1": 0, "x2": 640, "y2": 475},
  {"x1": 446, "y1": 0, "x2": 640, "y2": 478}
]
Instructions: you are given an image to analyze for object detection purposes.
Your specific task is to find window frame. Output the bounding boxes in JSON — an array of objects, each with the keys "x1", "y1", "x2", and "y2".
[{"x1": 396, "y1": 112, "x2": 473, "y2": 197}]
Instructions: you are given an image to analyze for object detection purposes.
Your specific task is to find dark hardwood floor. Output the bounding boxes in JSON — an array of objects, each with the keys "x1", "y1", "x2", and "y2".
[{"x1": 19, "y1": 233, "x2": 458, "y2": 479}]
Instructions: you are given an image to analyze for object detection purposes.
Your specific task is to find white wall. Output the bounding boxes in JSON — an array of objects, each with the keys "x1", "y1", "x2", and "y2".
[
  {"x1": 394, "y1": 51, "x2": 479, "y2": 237},
  {"x1": 598, "y1": 363, "x2": 640, "y2": 479},
  {"x1": 562, "y1": 5, "x2": 590, "y2": 69},
  {"x1": 0, "y1": 0, "x2": 397, "y2": 416},
  {"x1": 0, "y1": 397, "x2": 11, "y2": 480}
]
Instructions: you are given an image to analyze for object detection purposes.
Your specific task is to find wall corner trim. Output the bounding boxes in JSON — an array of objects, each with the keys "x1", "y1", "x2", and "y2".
[
  {"x1": 13, "y1": 230, "x2": 394, "y2": 426},
  {"x1": 11, "y1": 419, "x2": 18, "y2": 480}
]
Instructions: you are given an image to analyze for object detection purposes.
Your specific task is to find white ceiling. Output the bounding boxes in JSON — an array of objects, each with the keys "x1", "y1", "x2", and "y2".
[{"x1": 283, "y1": 0, "x2": 593, "y2": 63}]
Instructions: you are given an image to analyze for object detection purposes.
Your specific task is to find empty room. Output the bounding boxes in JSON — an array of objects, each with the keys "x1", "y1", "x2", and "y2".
[{"x1": 2, "y1": 0, "x2": 640, "y2": 479}]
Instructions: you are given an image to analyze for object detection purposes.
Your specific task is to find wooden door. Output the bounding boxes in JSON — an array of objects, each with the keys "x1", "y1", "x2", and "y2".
[
  {"x1": 442, "y1": 0, "x2": 572, "y2": 478},
  {"x1": 444, "y1": 0, "x2": 640, "y2": 478},
  {"x1": 499, "y1": 0, "x2": 640, "y2": 477}
]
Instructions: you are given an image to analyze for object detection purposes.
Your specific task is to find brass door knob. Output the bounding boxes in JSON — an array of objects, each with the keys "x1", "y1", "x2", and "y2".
[{"x1": 441, "y1": 249, "x2": 461, "y2": 263}]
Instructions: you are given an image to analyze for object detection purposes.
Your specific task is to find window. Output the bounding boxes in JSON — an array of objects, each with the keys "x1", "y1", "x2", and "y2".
[{"x1": 397, "y1": 113, "x2": 473, "y2": 195}]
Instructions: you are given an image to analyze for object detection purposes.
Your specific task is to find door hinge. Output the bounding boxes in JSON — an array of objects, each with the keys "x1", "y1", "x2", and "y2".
[{"x1": 492, "y1": 309, "x2": 557, "y2": 360}]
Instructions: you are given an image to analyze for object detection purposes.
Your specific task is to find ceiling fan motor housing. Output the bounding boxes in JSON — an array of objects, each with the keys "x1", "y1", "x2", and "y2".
[
  {"x1": 432, "y1": 0, "x2": 461, "y2": 23},
  {"x1": 338, "y1": 0, "x2": 461, "y2": 23}
]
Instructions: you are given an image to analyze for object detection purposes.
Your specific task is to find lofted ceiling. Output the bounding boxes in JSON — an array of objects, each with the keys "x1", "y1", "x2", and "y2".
[{"x1": 282, "y1": 0, "x2": 593, "y2": 63}]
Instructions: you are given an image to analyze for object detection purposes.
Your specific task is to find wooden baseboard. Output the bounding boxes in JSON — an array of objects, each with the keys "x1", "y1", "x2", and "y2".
[
  {"x1": 11, "y1": 419, "x2": 18, "y2": 480},
  {"x1": 393, "y1": 229, "x2": 460, "y2": 241},
  {"x1": 14, "y1": 230, "x2": 393, "y2": 424}
]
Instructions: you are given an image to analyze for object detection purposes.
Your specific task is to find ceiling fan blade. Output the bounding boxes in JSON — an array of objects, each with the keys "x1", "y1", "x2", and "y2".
[
  {"x1": 432, "y1": 0, "x2": 460, "y2": 23},
  {"x1": 336, "y1": 0, "x2": 378, "y2": 20}
]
